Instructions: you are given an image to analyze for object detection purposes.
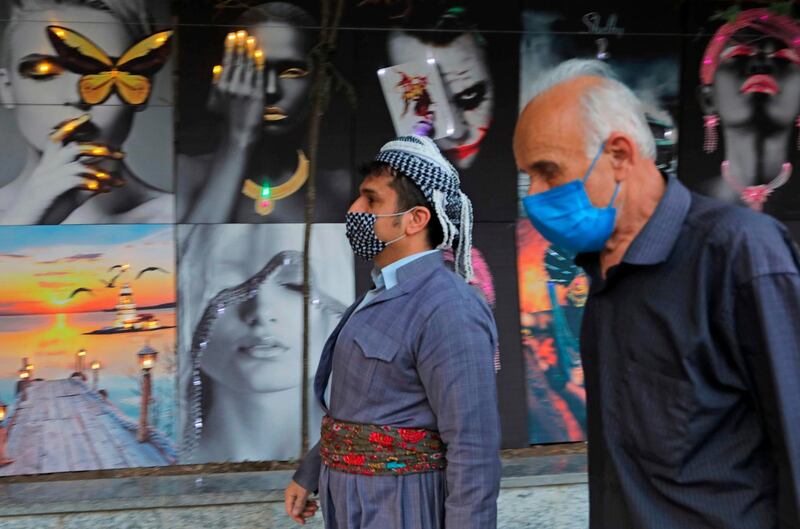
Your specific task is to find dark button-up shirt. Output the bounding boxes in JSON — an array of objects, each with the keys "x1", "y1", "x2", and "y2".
[{"x1": 576, "y1": 175, "x2": 800, "y2": 529}]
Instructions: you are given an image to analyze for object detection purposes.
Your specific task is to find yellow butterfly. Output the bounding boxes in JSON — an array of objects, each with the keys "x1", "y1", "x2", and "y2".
[{"x1": 47, "y1": 26, "x2": 173, "y2": 106}]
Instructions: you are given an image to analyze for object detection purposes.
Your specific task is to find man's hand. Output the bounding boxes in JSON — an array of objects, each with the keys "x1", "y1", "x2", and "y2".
[{"x1": 284, "y1": 480, "x2": 318, "y2": 525}]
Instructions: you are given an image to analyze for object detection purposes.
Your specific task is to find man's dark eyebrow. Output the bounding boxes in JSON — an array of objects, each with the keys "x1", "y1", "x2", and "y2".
[{"x1": 528, "y1": 160, "x2": 562, "y2": 174}]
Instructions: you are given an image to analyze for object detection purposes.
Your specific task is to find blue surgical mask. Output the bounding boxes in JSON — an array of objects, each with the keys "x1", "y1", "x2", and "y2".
[{"x1": 522, "y1": 143, "x2": 620, "y2": 254}]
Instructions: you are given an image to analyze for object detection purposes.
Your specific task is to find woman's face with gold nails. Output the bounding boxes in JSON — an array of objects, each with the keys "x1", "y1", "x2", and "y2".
[
  {"x1": 248, "y1": 21, "x2": 313, "y2": 136},
  {"x1": 0, "y1": 6, "x2": 138, "y2": 151}
]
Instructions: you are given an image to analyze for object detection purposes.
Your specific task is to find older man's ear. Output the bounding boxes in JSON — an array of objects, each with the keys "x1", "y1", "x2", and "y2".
[{"x1": 606, "y1": 132, "x2": 639, "y2": 178}]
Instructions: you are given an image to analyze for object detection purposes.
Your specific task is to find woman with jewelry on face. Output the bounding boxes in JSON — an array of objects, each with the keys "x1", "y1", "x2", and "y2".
[
  {"x1": 0, "y1": 0, "x2": 173, "y2": 225},
  {"x1": 179, "y1": 224, "x2": 349, "y2": 463},
  {"x1": 698, "y1": 8, "x2": 800, "y2": 216},
  {"x1": 180, "y1": 2, "x2": 349, "y2": 223}
]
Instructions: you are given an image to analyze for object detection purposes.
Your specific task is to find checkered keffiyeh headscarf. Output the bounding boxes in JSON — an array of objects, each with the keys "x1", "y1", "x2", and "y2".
[{"x1": 375, "y1": 135, "x2": 474, "y2": 281}]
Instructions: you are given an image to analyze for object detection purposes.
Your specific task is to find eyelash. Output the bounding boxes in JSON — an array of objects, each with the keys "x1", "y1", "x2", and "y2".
[
  {"x1": 720, "y1": 45, "x2": 800, "y2": 65},
  {"x1": 542, "y1": 171, "x2": 559, "y2": 181},
  {"x1": 533, "y1": 166, "x2": 560, "y2": 181},
  {"x1": 281, "y1": 283, "x2": 304, "y2": 293},
  {"x1": 279, "y1": 67, "x2": 309, "y2": 79},
  {"x1": 720, "y1": 45, "x2": 753, "y2": 61},
  {"x1": 18, "y1": 59, "x2": 64, "y2": 81},
  {"x1": 771, "y1": 48, "x2": 800, "y2": 65},
  {"x1": 455, "y1": 83, "x2": 487, "y2": 111}
]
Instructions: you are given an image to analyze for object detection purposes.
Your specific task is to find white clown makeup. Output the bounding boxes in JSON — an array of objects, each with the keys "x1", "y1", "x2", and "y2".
[{"x1": 387, "y1": 30, "x2": 494, "y2": 170}]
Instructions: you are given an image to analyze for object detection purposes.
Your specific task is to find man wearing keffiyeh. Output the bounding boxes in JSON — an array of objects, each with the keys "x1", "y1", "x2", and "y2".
[{"x1": 284, "y1": 135, "x2": 501, "y2": 528}]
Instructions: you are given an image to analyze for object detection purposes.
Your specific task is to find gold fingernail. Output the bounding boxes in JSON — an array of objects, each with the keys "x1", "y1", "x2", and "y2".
[
  {"x1": 86, "y1": 145, "x2": 110, "y2": 156},
  {"x1": 225, "y1": 32, "x2": 236, "y2": 50},
  {"x1": 80, "y1": 144, "x2": 124, "y2": 159},
  {"x1": 85, "y1": 180, "x2": 100, "y2": 191},
  {"x1": 254, "y1": 49, "x2": 264, "y2": 70},
  {"x1": 50, "y1": 114, "x2": 90, "y2": 142},
  {"x1": 212, "y1": 64, "x2": 223, "y2": 82}
]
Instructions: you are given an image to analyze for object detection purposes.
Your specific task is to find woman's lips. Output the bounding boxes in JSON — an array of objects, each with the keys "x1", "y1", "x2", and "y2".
[
  {"x1": 263, "y1": 106, "x2": 287, "y2": 122},
  {"x1": 741, "y1": 74, "x2": 780, "y2": 95},
  {"x1": 239, "y1": 336, "x2": 289, "y2": 359}
]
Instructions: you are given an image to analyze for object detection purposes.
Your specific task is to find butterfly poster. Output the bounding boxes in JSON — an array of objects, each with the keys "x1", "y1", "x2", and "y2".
[
  {"x1": 377, "y1": 59, "x2": 456, "y2": 140},
  {"x1": 46, "y1": 26, "x2": 173, "y2": 106},
  {"x1": 0, "y1": 0, "x2": 175, "y2": 225}
]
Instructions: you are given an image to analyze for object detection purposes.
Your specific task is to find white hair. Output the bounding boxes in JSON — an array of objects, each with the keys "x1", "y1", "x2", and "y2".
[{"x1": 527, "y1": 59, "x2": 656, "y2": 160}]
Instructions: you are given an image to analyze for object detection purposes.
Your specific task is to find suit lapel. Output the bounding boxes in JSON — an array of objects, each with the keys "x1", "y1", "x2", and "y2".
[
  {"x1": 312, "y1": 252, "x2": 447, "y2": 411},
  {"x1": 313, "y1": 291, "x2": 366, "y2": 411}
]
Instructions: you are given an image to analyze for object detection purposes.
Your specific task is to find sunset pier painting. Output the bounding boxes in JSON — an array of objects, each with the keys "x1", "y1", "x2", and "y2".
[
  {"x1": 0, "y1": 375, "x2": 175, "y2": 476},
  {"x1": 0, "y1": 225, "x2": 177, "y2": 475}
]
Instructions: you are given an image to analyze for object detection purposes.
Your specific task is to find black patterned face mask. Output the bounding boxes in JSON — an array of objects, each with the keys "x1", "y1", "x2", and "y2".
[{"x1": 345, "y1": 210, "x2": 409, "y2": 261}]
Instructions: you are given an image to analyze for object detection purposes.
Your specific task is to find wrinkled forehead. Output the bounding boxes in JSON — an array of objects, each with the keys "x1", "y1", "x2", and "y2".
[
  {"x1": 6, "y1": 7, "x2": 131, "y2": 61},
  {"x1": 514, "y1": 90, "x2": 587, "y2": 163}
]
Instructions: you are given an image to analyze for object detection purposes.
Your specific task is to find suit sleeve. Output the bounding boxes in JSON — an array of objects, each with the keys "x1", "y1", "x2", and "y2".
[
  {"x1": 416, "y1": 297, "x2": 501, "y2": 529},
  {"x1": 292, "y1": 441, "x2": 321, "y2": 493},
  {"x1": 735, "y1": 271, "x2": 800, "y2": 523}
]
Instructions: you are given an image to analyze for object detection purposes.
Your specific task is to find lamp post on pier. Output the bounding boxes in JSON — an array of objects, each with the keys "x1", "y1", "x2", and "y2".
[
  {"x1": 0, "y1": 401, "x2": 13, "y2": 466},
  {"x1": 76, "y1": 348, "x2": 87, "y2": 374},
  {"x1": 17, "y1": 369, "x2": 30, "y2": 400},
  {"x1": 21, "y1": 358, "x2": 33, "y2": 379},
  {"x1": 136, "y1": 346, "x2": 158, "y2": 443},
  {"x1": 91, "y1": 361, "x2": 101, "y2": 391}
]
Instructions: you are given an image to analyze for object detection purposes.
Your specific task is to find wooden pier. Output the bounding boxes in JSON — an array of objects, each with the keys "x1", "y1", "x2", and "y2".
[{"x1": 0, "y1": 378, "x2": 175, "y2": 476}]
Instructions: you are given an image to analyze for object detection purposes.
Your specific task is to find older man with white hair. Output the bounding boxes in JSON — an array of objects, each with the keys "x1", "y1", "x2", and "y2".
[{"x1": 515, "y1": 59, "x2": 800, "y2": 529}]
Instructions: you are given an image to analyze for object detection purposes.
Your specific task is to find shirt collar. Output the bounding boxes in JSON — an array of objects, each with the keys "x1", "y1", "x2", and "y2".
[
  {"x1": 371, "y1": 249, "x2": 441, "y2": 291},
  {"x1": 623, "y1": 174, "x2": 691, "y2": 265},
  {"x1": 576, "y1": 173, "x2": 691, "y2": 269}
]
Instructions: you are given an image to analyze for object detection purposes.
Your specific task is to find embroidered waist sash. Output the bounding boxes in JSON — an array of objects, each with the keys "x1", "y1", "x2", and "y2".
[{"x1": 320, "y1": 416, "x2": 447, "y2": 476}]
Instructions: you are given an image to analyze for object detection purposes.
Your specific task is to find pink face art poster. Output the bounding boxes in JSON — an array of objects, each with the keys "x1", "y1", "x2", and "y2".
[{"x1": 681, "y1": 5, "x2": 800, "y2": 220}]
